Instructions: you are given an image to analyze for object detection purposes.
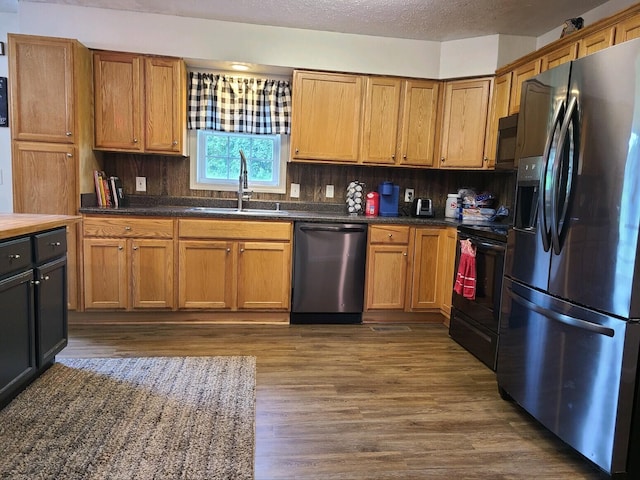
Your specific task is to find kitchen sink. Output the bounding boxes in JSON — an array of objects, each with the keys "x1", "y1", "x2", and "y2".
[{"x1": 187, "y1": 206, "x2": 289, "y2": 216}]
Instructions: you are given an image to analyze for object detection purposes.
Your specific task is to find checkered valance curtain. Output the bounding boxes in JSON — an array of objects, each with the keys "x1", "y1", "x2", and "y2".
[{"x1": 188, "y1": 72, "x2": 292, "y2": 134}]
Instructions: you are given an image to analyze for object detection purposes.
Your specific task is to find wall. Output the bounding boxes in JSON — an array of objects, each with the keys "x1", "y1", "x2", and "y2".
[{"x1": 0, "y1": 12, "x2": 17, "y2": 213}]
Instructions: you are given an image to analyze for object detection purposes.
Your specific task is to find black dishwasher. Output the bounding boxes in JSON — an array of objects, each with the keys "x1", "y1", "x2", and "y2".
[{"x1": 290, "y1": 222, "x2": 368, "y2": 324}]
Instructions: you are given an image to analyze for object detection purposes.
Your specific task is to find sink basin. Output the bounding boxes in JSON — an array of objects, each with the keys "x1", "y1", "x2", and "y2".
[{"x1": 187, "y1": 207, "x2": 289, "y2": 216}]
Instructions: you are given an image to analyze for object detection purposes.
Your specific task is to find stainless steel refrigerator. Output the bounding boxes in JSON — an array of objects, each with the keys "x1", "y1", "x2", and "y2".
[{"x1": 497, "y1": 38, "x2": 640, "y2": 478}]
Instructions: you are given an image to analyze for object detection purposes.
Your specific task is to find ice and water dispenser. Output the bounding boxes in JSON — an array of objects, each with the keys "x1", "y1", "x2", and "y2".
[{"x1": 514, "y1": 157, "x2": 543, "y2": 230}]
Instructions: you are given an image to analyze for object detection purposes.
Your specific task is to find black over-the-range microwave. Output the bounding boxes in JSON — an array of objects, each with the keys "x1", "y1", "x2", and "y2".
[{"x1": 495, "y1": 113, "x2": 518, "y2": 170}]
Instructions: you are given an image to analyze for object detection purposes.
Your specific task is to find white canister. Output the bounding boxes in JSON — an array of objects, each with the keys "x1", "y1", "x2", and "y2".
[{"x1": 445, "y1": 194, "x2": 459, "y2": 218}]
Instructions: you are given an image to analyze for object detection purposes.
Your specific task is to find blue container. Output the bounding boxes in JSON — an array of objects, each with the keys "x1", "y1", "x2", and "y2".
[{"x1": 378, "y1": 182, "x2": 399, "y2": 217}]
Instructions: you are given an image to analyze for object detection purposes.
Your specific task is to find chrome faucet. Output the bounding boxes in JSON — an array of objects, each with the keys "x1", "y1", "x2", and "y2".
[{"x1": 238, "y1": 149, "x2": 252, "y2": 210}]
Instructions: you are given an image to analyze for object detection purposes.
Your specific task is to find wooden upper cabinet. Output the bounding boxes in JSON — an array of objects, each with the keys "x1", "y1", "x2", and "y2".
[
  {"x1": 578, "y1": 27, "x2": 615, "y2": 58},
  {"x1": 291, "y1": 70, "x2": 363, "y2": 163},
  {"x1": 439, "y1": 77, "x2": 492, "y2": 169},
  {"x1": 361, "y1": 76, "x2": 402, "y2": 165},
  {"x1": 541, "y1": 43, "x2": 578, "y2": 72},
  {"x1": 615, "y1": 13, "x2": 640, "y2": 43},
  {"x1": 485, "y1": 72, "x2": 511, "y2": 166},
  {"x1": 398, "y1": 79, "x2": 440, "y2": 167},
  {"x1": 144, "y1": 56, "x2": 186, "y2": 154},
  {"x1": 93, "y1": 51, "x2": 186, "y2": 155},
  {"x1": 509, "y1": 58, "x2": 541, "y2": 115},
  {"x1": 360, "y1": 77, "x2": 439, "y2": 167},
  {"x1": 94, "y1": 51, "x2": 144, "y2": 152},
  {"x1": 9, "y1": 35, "x2": 76, "y2": 144}
]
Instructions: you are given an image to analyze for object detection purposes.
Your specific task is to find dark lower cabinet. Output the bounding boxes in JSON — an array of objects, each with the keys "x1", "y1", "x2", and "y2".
[
  {"x1": 0, "y1": 270, "x2": 36, "y2": 406},
  {"x1": 0, "y1": 227, "x2": 68, "y2": 409}
]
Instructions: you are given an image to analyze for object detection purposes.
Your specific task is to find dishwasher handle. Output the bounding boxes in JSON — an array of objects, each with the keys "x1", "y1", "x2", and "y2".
[{"x1": 299, "y1": 225, "x2": 367, "y2": 233}]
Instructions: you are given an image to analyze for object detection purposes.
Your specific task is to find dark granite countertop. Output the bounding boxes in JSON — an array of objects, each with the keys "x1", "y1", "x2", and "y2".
[{"x1": 79, "y1": 195, "x2": 466, "y2": 227}]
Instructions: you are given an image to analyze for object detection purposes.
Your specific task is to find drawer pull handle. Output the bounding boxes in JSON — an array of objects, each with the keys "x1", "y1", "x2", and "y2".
[
  {"x1": 8, "y1": 254, "x2": 21, "y2": 259},
  {"x1": 388, "y1": 234, "x2": 393, "y2": 238},
  {"x1": 49, "y1": 242, "x2": 61, "y2": 247}
]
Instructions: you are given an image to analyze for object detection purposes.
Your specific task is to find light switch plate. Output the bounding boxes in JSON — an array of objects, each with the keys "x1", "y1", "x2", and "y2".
[
  {"x1": 136, "y1": 176, "x2": 147, "y2": 192},
  {"x1": 290, "y1": 183, "x2": 300, "y2": 198},
  {"x1": 326, "y1": 184, "x2": 334, "y2": 198}
]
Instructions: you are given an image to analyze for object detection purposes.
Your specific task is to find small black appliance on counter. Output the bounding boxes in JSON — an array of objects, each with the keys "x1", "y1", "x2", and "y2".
[{"x1": 410, "y1": 198, "x2": 434, "y2": 217}]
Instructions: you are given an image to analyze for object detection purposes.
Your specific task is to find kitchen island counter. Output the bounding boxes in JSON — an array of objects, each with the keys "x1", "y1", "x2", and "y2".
[{"x1": 0, "y1": 214, "x2": 80, "y2": 240}]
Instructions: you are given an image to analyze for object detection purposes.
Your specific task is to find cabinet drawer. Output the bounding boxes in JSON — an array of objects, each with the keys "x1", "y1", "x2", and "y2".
[
  {"x1": 83, "y1": 216, "x2": 174, "y2": 238},
  {"x1": 34, "y1": 228, "x2": 67, "y2": 264},
  {"x1": 368, "y1": 225, "x2": 410, "y2": 244},
  {"x1": 0, "y1": 237, "x2": 32, "y2": 278},
  {"x1": 178, "y1": 219, "x2": 292, "y2": 241}
]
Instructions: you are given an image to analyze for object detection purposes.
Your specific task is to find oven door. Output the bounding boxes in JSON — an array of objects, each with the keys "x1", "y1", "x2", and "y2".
[
  {"x1": 449, "y1": 231, "x2": 506, "y2": 371},
  {"x1": 452, "y1": 232, "x2": 505, "y2": 333}
]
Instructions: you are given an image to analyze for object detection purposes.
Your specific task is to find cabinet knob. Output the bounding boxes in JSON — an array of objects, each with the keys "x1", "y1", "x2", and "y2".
[
  {"x1": 133, "y1": 138, "x2": 139, "y2": 143},
  {"x1": 391, "y1": 154, "x2": 395, "y2": 160},
  {"x1": 8, "y1": 254, "x2": 20, "y2": 259},
  {"x1": 40, "y1": 275, "x2": 50, "y2": 281},
  {"x1": 226, "y1": 248, "x2": 231, "y2": 253},
  {"x1": 441, "y1": 157, "x2": 445, "y2": 163},
  {"x1": 67, "y1": 153, "x2": 72, "y2": 158},
  {"x1": 118, "y1": 246, "x2": 124, "y2": 251},
  {"x1": 403, "y1": 252, "x2": 408, "y2": 256},
  {"x1": 295, "y1": 148, "x2": 299, "y2": 154},
  {"x1": 124, "y1": 226, "x2": 132, "y2": 231},
  {"x1": 32, "y1": 280, "x2": 40, "y2": 285},
  {"x1": 49, "y1": 242, "x2": 61, "y2": 247},
  {"x1": 403, "y1": 154, "x2": 407, "y2": 160},
  {"x1": 65, "y1": 131, "x2": 72, "y2": 137},
  {"x1": 240, "y1": 248, "x2": 245, "y2": 253},
  {"x1": 133, "y1": 246, "x2": 138, "y2": 251},
  {"x1": 172, "y1": 140, "x2": 178, "y2": 145},
  {"x1": 388, "y1": 234, "x2": 393, "y2": 238}
]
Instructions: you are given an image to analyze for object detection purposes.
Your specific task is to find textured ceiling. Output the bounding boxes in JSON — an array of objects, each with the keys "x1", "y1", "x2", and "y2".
[{"x1": 9, "y1": 0, "x2": 612, "y2": 41}]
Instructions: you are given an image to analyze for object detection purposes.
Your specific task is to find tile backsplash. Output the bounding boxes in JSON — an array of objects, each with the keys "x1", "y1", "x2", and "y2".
[{"x1": 103, "y1": 153, "x2": 515, "y2": 217}]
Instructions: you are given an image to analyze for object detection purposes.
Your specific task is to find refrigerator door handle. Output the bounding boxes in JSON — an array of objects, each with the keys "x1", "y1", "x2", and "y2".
[
  {"x1": 507, "y1": 287, "x2": 615, "y2": 337},
  {"x1": 550, "y1": 96, "x2": 579, "y2": 255},
  {"x1": 539, "y1": 101, "x2": 565, "y2": 253}
]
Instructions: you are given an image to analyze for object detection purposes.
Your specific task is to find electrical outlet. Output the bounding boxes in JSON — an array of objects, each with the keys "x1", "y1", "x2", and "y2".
[
  {"x1": 135, "y1": 176, "x2": 147, "y2": 192},
  {"x1": 326, "y1": 184, "x2": 334, "y2": 198},
  {"x1": 290, "y1": 183, "x2": 300, "y2": 198},
  {"x1": 404, "y1": 188, "x2": 414, "y2": 203}
]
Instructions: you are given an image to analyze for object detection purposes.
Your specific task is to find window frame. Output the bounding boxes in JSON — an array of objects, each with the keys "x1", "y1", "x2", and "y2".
[{"x1": 189, "y1": 130, "x2": 289, "y2": 194}]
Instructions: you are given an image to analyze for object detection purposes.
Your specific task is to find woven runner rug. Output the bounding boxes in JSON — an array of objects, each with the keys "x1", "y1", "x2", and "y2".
[{"x1": 0, "y1": 356, "x2": 256, "y2": 480}]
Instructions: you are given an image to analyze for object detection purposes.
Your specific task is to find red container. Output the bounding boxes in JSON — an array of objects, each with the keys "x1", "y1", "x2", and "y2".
[{"x1": 365, "y1": 192, "x2": 379, "y2": 216}]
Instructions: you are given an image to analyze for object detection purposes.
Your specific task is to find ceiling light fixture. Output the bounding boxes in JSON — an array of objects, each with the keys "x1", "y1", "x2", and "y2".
[{"x1": 231, "y1": 63, "x2": 250, "y2": 71}]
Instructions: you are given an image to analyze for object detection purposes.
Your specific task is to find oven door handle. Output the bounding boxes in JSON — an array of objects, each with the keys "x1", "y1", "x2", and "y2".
[{"x1": 462, "y1": 239, "x2": 504, "y2": 252}]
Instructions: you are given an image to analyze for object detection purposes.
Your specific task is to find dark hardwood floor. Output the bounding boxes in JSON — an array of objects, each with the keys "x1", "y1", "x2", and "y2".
[{"x1": 60, "y1": 322, "x2": 606, "y2": 479}]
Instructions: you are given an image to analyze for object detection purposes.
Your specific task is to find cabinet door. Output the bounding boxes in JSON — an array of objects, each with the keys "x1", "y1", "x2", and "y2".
[
  {"x1": 12, "y1": 142, "x2": 77, "y2": 215},
  {"x1": 93, "y1": 51, "x2": 144, "y2": 152},
  {"x1": 439, "y1": 78, "x2": 491, "y2": 169},
  {"x1": 615, "y1": 14, "x2": 640, "y2": 44},
  {"x1": 361, "y1": 77, "x2": 402, "y2": 165},
  {"x1": 365, "y1": 244, "x2": 408, "y2": 310},
  {"x1": 35, "y1": 257, "x2": 67, "y2": 366},
  {"x1": 509, "y1": 59, "x2": 541, "y2": 115},
  {"x1": 541, "y1": 43, "x2": 578, "y2": 72},
  {"x1": 485, "y1": 73, "x2": 511, "y2": 166},
  {"x1": 578, "y1": 27, "x2": 615, "y2": 58},
  {"x1": 83, "y1": 238, "x2": 128, "y2": 309},
  {"x1": 409, "y1": 229, "x2": 442, "y2": 310},
  {"x1": 237, "y1": 242, "x2": 291, "y2": 310},
  {"x1": 144, "y1": 57, "x2": 185, "y2": 154},
  {"x1": 178, "y1": 241, "x2": 235, "y2": 309},
  {"x1": 291, "y1": 71, "x2": 363, "y2": 163},
  {"x1": 131, "y1": 239, "x2": 174, "y2": 309},
  {"x1": 398, "y1": 79, "x2": 440, "y2": 167},
  {"x1": 0, "y1": 270, "x2": 36, "y2": 407},
  {"x1": 8, "y1": 35, "x2": 75, "y2": 143},
  {"x1": 438, "y1": 228, "x2": 458, "y2": 322}
]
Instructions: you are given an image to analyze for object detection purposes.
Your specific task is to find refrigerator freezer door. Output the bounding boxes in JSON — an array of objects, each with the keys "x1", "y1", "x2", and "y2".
[
  {"x1": 548, "y1": 39, "x2": 640, "y2": 319},
  {"x1": 497, "y1": 278, "x2": 640, "y2": 476}
]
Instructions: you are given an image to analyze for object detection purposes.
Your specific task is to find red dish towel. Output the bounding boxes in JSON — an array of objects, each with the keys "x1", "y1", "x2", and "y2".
[{"x1": 454, "y1": 239, "x2": 477, "y2": 300}]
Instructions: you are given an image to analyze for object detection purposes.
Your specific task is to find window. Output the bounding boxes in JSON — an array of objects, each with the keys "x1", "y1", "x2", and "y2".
[{"x1": 190, "y1": 130, "x2": 288, "y2": 193}]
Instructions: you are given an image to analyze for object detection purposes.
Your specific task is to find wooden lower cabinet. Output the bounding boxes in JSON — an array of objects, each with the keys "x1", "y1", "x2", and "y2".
[
  {"x1": 365, "y1": 225, "x2": 457, "y2": 319},
  {"x1": 177, "y1": 219, "x2": 292, "y2": 311},
  {"x1": 82, "y1": 216, "x2": 174, "y2": 310}
]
